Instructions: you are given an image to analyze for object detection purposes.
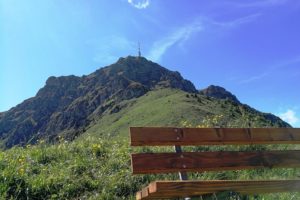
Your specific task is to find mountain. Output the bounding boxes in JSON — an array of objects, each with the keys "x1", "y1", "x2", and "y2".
[
  {"x1": 0, "y1": 56, "x2": 289, "y2": 148},
  {"x1": 0, "y1": 56, "x2": 196, "y2": 148},
  {"x1": 199, "y1": 85, "x2": 240, "y2": 104}
]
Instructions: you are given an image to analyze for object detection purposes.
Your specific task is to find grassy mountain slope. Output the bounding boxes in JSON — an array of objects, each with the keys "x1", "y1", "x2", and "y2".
[{"x1": 83, "y1": 88, "x2": 289, "y2": 139}]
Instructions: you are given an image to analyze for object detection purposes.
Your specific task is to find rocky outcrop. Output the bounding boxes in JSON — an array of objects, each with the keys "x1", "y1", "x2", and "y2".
[{"x1": 199, "y1": 85, "x2": 241, "y2": 104}]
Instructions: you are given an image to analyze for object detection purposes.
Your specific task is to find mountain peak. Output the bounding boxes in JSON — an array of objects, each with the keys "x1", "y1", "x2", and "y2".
[
  {"x1": 199, "y1": 85, "x2": 241, "y2": 104},
  {"x1": 0, "y1": 56, "x2": 196, "y2": 148},
  {"x1": 95, "y1": 55, "x2": 197, "y2": 93},
  {"x1": 114, "y1": 56, "x2": 155, "y2": 67},
  {"x1": 117, "y1": 55, "x2": 147, "y2": 62}
]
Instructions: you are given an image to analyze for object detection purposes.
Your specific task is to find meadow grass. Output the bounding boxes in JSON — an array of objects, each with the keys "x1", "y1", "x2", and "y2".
[{"x1": 1, "y1": 136, "x2": 300, "y2": 199}]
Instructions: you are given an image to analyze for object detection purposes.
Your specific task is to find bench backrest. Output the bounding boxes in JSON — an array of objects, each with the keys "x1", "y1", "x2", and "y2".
[{"x1": 130, "y1": 127, "x2": 300, "y2": 174}]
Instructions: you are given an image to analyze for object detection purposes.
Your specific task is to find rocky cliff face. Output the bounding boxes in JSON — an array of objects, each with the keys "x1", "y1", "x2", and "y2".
[
  {"x1": 199, "y1": 85, "x2": 241, "y2": 104},
  {"x1": 0, "y1": 56, "x2": 196, "y2": 148}
]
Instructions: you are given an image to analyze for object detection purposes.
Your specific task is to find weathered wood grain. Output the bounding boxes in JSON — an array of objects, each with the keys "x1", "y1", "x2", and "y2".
[
  {"x1": 131, "y1": 150, "x2": 300, "y2": 174},
  {"x1": 130, "y1": 127, "x2": 300, "y2": 146},
  {"x1": 136, "y1": 180, "x2": 300, "y2": 199}
]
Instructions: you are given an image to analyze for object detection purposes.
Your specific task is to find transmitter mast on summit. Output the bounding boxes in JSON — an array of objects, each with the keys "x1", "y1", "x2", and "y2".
[{"x1": 138, "y1": 42, "x2": 141, "y2": 58}]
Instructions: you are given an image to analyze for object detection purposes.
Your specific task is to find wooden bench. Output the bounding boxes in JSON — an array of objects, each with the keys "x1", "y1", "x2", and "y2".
[{"x1": 130, "y1": 127, "x2": 300, "y2": 199}]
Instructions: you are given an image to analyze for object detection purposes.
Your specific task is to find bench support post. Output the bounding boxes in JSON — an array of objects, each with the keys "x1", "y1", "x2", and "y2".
[
  {"x1": 174, "y1": 145, "x2": 191, "y2": 200},
  {"x1": 174, "y1": 145, "x2": 188, "y2": 180}
]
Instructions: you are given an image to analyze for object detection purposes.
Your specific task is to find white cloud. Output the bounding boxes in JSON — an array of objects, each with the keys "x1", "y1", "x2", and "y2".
[
  {"x1": 147, "y1": 20, "x2": 203, "y2": 61},
  {"x1": 146, "y1": 13, "x2": 260, "y2": 62},
  {"x1": 128, "y1": 0, "x2": 150, "y2": 9},
  {"x1": 212, "y1": 13, "x2": 262, "y2": 28},
  {"x1": 278, "y1": 109, "x2": 299, "y2": 126},
  {"x1": 240, "y1": 72, "x2": 269, "y2": 84}
]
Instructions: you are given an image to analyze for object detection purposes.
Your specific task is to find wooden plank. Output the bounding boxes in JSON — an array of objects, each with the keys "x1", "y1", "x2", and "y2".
[
  {"x1": 141, "y1": 187, "x2": 149, "y2": 199},
  {"x1": 136, "y1": 186, "x2": 158, "y2": 200},
  {"x1": 130, "y1": 127, "x2": 300, "y2": 146},
  {"x1": 136, "y1": 191, "x2": 142, "y2": 200},
  {"x1": 137, "y1": 180, "x2": 300, "y2": 199},
  {"x1": 131, "y1": 150, "x2": 300, "y2": 174}
]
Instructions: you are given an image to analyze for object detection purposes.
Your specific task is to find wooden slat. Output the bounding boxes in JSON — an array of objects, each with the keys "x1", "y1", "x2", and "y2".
[
  {"x1": 131, "y1": 150, "x2": 300, "y2": 174},
  {"x1": 141, "y1": 187, "x2": 150, "y2": 199},
  {"x1": 130, "y1": 127, "x2": 300, "y2": 146},
  {"x1": 137, "y1": 180, "x2": 300, "y2": 199},
  {"x1": 136, "y1": 191, "x2": 142, "y2": 200}
]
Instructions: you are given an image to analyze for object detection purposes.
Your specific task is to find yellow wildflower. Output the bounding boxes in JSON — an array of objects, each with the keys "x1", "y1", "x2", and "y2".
[{"x1": 19, "y1": 168, "x2": 25, "y2": 175}]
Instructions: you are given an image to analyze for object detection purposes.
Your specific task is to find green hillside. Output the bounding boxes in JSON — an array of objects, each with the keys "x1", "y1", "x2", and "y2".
[{"x1": 83, "y1": 88, "x2": 289, "y2": 139}]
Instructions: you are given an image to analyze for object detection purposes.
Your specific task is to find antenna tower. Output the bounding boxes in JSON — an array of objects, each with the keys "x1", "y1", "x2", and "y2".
[{"x1": 138, "y1": 42, "x2": 141, "y2": 57}]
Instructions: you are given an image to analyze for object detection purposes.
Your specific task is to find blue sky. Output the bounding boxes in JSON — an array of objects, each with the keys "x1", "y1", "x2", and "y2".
[{"x1": 0, "y1": 0, "x2": 299, "y2": 127}]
